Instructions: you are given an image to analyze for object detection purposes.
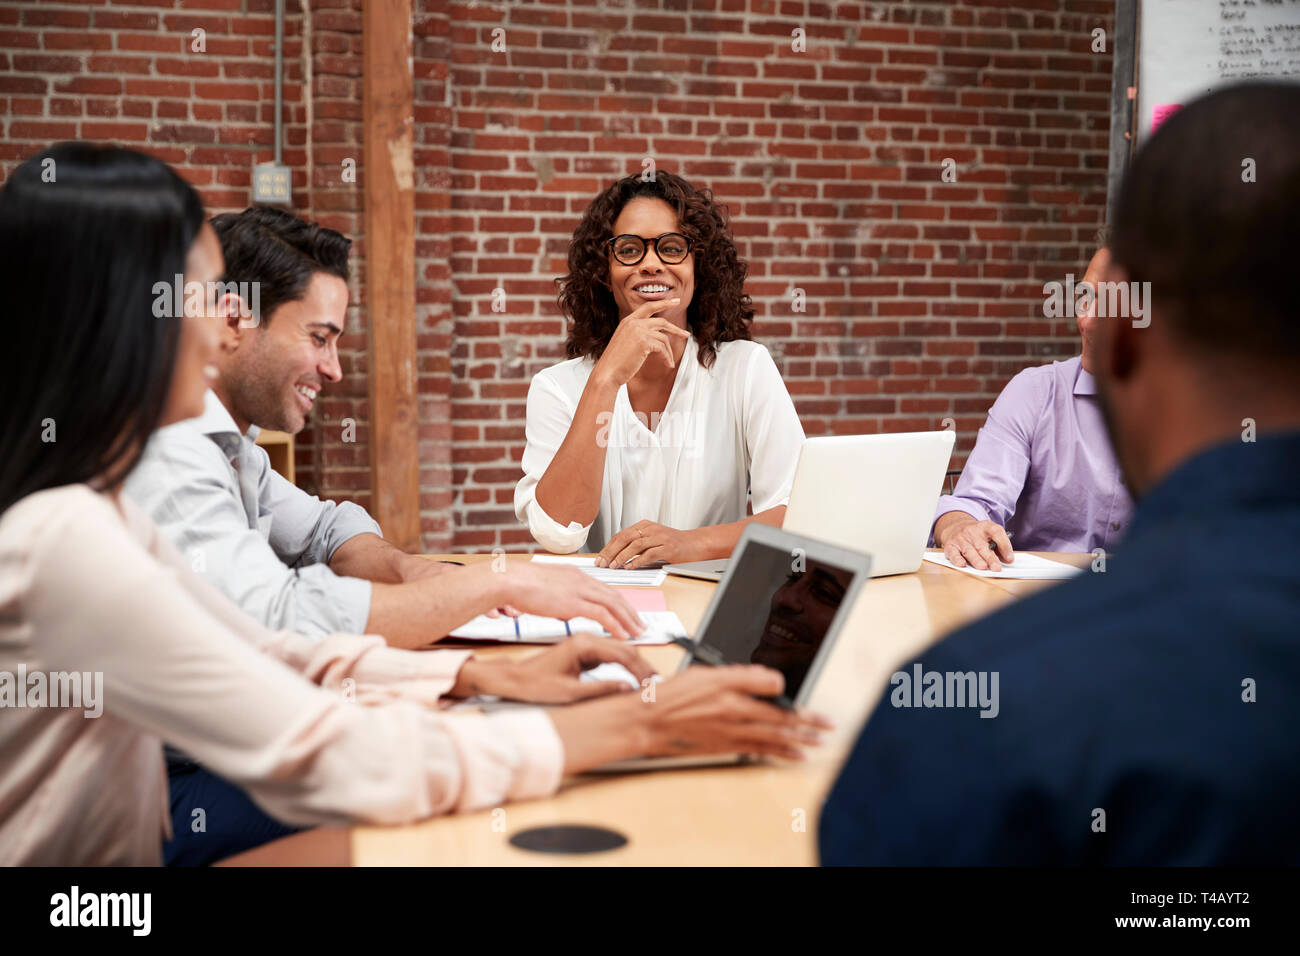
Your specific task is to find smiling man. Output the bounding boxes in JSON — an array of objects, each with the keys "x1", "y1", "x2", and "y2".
[
  {"x1": 124, "y1": 206, "x2": 651, "y2": 865},
  {"x1": 206, "y1": 208, "x2": 346, "y2": 440},
  {"x1": 125, "y1": 207, "x2": 643, "y2": 649},
  {"x1": 127, "y1": 208, "x2": 428, "y2": 642}
]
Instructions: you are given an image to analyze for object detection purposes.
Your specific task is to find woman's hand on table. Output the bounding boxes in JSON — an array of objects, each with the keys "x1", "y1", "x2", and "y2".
[
  {"x1": 594, "y1": 520, "x2": 708, "y2": 569},
  {"x1": 450, "y1": 635, "x2": 657, "y2": 704},
  {"x1": 549, "y1": 665, "x2": 835, "y2": 772}
]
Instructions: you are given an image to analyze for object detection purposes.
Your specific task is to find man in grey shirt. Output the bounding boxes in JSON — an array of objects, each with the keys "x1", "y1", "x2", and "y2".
[
  {"x1": 126, "y1": 207, "x2": 657, "y2": 867},
  {"x1": 127, "y1": 206, "x2": 643, "y2": 649}
]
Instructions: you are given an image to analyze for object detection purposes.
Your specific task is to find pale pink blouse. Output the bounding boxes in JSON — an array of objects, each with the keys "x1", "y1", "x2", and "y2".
[{"x1": 0, "y1": 485, "x2": 563, "y2": 865}]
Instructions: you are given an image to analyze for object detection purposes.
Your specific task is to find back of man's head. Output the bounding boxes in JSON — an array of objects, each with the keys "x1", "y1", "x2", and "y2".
[
  {"x1": 210, "y1": 206, "x2": 351, "y2": 326},
  {"x1": 1110, "y1": 82, "x2": 1300, "y2": 363}
]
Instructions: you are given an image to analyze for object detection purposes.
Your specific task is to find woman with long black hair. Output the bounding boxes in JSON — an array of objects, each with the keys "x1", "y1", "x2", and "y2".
[{"x1": 0, "y1": 144, "x2": 827, "y2": 865}]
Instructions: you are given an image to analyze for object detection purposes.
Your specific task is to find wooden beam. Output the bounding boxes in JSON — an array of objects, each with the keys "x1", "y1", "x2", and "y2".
[{"x1": 362, "y1": 0, "x2": 420, "y2": 551}]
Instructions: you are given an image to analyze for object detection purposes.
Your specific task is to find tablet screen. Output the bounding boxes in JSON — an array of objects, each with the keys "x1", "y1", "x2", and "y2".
[{"x1": 696, "y1": 539, "x2": 855, "y2": 699}]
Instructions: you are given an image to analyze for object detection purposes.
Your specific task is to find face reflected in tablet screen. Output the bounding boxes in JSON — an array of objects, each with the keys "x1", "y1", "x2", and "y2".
[{"x1": 750, "y1": 560, "x2": 852, "y2": 694}]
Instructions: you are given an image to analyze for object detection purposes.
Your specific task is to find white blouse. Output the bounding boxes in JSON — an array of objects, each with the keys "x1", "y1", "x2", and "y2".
[{"x1": 515, "y1": 337, "x2": 806, "y2": 554}]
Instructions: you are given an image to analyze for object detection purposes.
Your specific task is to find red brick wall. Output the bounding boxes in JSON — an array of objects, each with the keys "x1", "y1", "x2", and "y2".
[{"x1": 2, "y1": 0, "x2": 1114, "y2": 554}]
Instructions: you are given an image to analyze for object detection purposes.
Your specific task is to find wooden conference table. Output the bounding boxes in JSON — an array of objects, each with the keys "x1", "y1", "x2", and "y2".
[{"x1": 336, "y1": 549, "x2": 1089, "y2": 867}]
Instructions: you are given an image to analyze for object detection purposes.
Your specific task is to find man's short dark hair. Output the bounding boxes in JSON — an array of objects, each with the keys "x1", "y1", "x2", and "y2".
[
  {"x1": 210, "y1": 206, "x2": 351, "y2": 326},
  {"x1": 1110, "y1": 81, "x2": 1300, "y2": 361}
]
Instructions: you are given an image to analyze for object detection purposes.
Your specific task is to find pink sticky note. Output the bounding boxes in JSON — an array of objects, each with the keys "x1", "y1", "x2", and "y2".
[
  {"x1": 1151, "y1": 103, "x2": 1182, "y2": 133},
  {"x1": 621, "y1": 589, "x2": 667, "y2": 613}
]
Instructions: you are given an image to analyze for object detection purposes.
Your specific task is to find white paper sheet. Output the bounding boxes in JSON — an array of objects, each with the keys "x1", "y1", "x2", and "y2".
[
  {"x1": 530, "y1": 553, "x2": 667, "y2": 586},
  {"x1": 922, "y1": 551, "x2": 1085, "y2": 580},
  {"x1": 448, "y1": 609, "x2": 686, "y2": 645}
]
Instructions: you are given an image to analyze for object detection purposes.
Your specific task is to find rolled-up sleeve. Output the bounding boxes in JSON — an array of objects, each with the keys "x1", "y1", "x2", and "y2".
[
  {"x1": 31, "y1": 493, "x2": 564, "y2": 827},
  {"x1": 741, "y1": 345, "x2": 806, "y2": 512},
  {"x1": 126, "y1": 430, "x2": 373, "y2": 637},
  {"x1": 932, "y1": 367, "x2": 1044, "y2": 537},
  {"x1": 257, "y1": 449, "x2": 381, "y2": 566},
  {"x1": 514, "y1": 372, "x2": 594, "y2": 553}
]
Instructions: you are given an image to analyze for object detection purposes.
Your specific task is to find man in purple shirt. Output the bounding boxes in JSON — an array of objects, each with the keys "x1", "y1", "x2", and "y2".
[{"x1": 933, "y1": 242, "x2": 1134, "y2": 569}]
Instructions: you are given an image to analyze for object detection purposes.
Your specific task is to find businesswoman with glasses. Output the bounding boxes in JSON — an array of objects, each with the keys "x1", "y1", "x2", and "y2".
[{"x1": 515, "y1": 172, "x2": 805, "y2": 568}]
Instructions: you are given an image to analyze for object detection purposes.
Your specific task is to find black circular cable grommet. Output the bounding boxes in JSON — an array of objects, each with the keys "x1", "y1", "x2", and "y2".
[{"x1": 508, "y1": 825, "x2": 629, "y2": 855}]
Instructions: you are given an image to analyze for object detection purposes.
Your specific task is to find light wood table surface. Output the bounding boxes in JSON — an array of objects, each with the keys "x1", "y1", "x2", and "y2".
[{"x1": 350, "y1": 550, "x2": 1085, "y2": 866}]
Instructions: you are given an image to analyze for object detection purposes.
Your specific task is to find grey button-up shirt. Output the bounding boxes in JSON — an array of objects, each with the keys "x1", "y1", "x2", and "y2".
[{"x1": 125, "y1": 390, "x2": 379, "y2": 637}]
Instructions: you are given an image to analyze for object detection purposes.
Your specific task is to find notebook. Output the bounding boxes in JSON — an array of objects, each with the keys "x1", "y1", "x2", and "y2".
[{"x1": 446, "y1": 610, "x2": 686, "y2": 645}]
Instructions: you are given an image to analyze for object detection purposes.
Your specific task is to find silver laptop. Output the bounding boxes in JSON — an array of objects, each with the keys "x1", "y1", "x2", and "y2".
[
  {"x1": 660, "y1": 558, "x2": 730, "y2": 582},
  {"x1": 665, "y1": 429, "x2": 954, "y2": 581},
  {"x1": 587, "y1": 523, "x2": 872, "y2": 772}
]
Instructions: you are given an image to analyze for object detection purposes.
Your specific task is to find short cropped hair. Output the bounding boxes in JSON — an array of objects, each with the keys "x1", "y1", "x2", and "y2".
[
  {"x1": 1110, "y1": 82, "x2": 1300, "y2": 360},
  {"x1": 210, "y1": 206, "x2": 351, "y2": 326}
]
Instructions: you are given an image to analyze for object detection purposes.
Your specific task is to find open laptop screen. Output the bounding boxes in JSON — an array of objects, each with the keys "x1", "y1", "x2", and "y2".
[{"x1": 696, "y1": 538, "x2": 856, "y2": 700}]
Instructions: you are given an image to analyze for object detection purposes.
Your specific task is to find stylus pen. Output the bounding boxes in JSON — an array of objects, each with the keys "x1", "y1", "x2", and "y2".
[{"x1": 670, "y1": 636, "x2": 796, "y2": 711}]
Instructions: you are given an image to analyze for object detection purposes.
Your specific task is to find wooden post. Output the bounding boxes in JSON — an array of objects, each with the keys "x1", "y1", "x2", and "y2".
[{"x1": 362, "y1": 0, "x2": 420, "y2": 551}]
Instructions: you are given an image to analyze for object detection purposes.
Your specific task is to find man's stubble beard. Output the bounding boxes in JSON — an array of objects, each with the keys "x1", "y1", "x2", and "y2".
[{"x1": 229, "y1": 338, "x2": 301, "y2": 435}]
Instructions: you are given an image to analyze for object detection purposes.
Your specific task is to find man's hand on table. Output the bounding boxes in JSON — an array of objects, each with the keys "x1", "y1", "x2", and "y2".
[
  {"x1": 490, "y1": 563, "x2": 645, "y2": 641},
  {"x1": 934, "y1": 511, "x2": 1016, "y2": 571}
]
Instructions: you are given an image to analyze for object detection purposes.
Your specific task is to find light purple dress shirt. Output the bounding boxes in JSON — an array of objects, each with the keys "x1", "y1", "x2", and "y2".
[{"x1": 933, "y1": 356, "x2": 1133, "y2": 553}]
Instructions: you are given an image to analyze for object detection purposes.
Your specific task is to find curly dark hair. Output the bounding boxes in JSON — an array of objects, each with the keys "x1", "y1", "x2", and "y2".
[{"x1": 557, "y1": 172, "x2": 753, "y2": 369}]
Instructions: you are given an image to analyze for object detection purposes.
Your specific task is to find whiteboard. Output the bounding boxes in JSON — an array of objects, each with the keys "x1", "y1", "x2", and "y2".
[{"x1": 1137, "y1": 0, "x2": 1300, "y2": 141}]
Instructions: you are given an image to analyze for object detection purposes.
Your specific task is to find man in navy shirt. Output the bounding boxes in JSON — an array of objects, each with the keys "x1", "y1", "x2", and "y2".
[{"x1": 820, "y1": 82, "x2": 1300, "y2": 865}]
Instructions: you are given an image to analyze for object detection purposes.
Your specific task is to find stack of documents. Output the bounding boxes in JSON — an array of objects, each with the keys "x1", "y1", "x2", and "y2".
[
  {"x1": 531, "y1": 554, "x2": 667, "y2": 587},
  {"x1": 448, "y1": 610, "x2": 686, "y2": 645}
]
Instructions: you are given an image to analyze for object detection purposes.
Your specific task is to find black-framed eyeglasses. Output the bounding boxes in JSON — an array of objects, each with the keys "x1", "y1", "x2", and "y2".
[{"x1": 607, "y1": 232, "x2": 692, "y2": 266}]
